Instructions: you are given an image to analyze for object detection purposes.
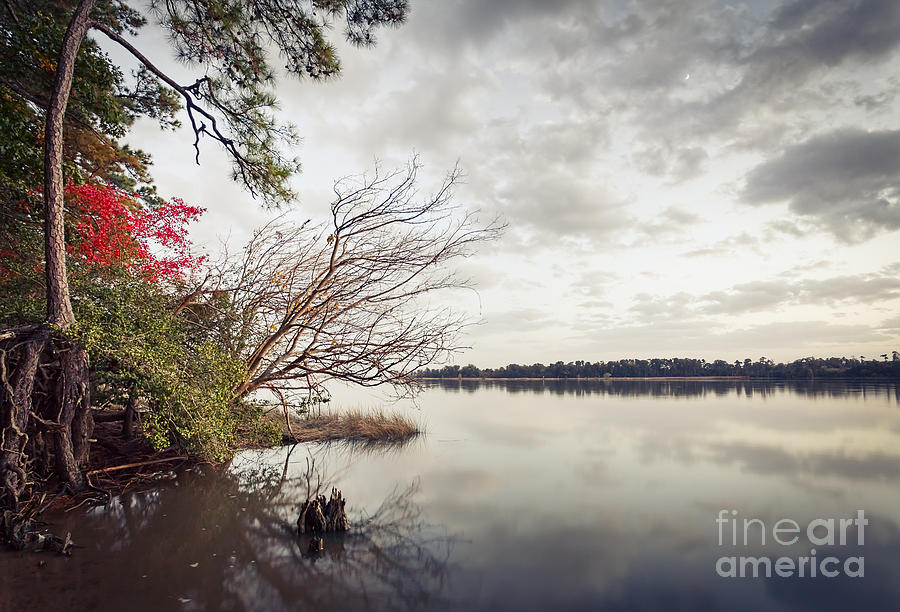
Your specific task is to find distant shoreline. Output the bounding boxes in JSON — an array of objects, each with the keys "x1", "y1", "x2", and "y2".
[
  {"x1": 417, "y1": 376, "x2": 750, "y2": 381},
  {"x1": 417, "y1": 375, "x2": 900, "y2": 382}
]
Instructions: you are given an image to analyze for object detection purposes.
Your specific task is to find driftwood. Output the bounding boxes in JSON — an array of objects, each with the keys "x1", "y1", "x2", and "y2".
[
  {"x1": 297, "y1": 487, "x2": 349, "y2": 535},
  {"x1": 85, "y1": 456, "x2": 188, "y2": 476}
]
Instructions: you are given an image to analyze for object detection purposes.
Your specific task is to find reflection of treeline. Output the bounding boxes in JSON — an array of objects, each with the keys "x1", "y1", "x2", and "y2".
[
  {"x1": 418, "y1": 353, "x2": 900, "y2": 380},
  {"x1": 423, "y1": 378, "x2": 900, "y2": 401}
]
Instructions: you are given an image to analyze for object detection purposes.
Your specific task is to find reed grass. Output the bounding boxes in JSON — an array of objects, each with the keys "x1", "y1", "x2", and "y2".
[{"x1": 286, "y1": 409, "x2": 421, "y2": 444}]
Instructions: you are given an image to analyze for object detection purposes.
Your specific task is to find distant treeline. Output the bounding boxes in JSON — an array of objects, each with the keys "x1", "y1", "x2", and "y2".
[{"x1": 417, "y1": 353, "x2": 900, "y2": 379}]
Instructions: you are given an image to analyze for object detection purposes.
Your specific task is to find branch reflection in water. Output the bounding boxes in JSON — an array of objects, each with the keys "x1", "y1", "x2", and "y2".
[{"x1": 40, "y1": 443, "x2": 457, "y2": 611}]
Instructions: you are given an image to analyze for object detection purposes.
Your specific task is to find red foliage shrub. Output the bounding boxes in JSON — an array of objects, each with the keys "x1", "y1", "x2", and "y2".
[{"x1": 65, "y1": 184, "x2": 206, "y2": 282}]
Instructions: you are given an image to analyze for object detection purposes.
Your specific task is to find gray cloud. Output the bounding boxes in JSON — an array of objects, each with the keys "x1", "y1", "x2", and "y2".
[
  {"x1": 570, "y1": 264, "x2": 900, "y2": 356},
  {"x1": 699, "y1": 273, "x2": 900, "y2": 315},
  {"x1": 496, "y1": 167, "x2": 630, "y2": 241},
  {"x1": 854, "y1": 84, "x2": 900, "y2": 111},
  {"x1": 712, "y1": 320, "x2": 888, "y2": 349},
  {"x1": 573, "y1": 269, "x2": 620, "y2": 298},
  {"x1": 293, "y1": 0, "x2": 900, "y2": 245},
  {"x1": 680, "y1": 232, "x2": 760, "y2": 257},
  {"x1": 660, "y1": 206, "x2": 700, "y2": 225},
  {"x1": 628, "y1": 292, "x2": 700, "y2": 323},
  {"x1": 877, "y1": 316, "x2": 900, "y2": 333},
  {"x1": 478, "y1": 307, "x2": 556, "y2": 336},
  {"x1": 403, "y1": 0, "x2": 600, "y2": 54},
  {"x1": 669, "y1": 0, "x2": 900, "y2": 143},
  {"x1": 633, "y1": 205, "x2": 704, "y2": 241},
  {"x1": 768, "y1": 0, "x2": 900, "y2": 66},
  {"x1": 632, "y1": 144, "x2": 709, "y2": 183},
  {"x1": 742, "y1": 128, "x2": 900, "y2": 240}
]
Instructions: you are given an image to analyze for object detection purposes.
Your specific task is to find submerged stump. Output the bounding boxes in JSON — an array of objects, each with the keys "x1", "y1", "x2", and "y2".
[{"x1": 297, "y1": 487, "x2": 350, "y2": 535}]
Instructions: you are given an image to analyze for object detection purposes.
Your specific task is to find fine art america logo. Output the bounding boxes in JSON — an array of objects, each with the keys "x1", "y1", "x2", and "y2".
[{"x1": 715, "y1": 510, "x2": 867, "y2": 578}]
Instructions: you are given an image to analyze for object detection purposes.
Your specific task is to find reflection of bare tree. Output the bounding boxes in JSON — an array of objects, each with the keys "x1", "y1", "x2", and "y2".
[
  {"x1": 241, "y1": 445, "x2": 455, "y2": 610},
  {"x1": 294, "y1": 479, "x2": 454, "y2": 610},
  {"x1": 45, "y1": 445, "x2": 456, "y2": 611}
]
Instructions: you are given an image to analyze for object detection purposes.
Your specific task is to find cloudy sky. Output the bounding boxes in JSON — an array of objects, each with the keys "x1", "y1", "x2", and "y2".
[{"x1": 108, "y1": 0, "x2": 900, "y2": 366}]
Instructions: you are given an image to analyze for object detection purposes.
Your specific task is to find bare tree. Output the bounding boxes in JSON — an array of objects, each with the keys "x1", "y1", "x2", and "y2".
[
  {"x1": 2, "y1": 0, "x2": 409, "y2": 512},
  {"x1": 184, "y1": 158, "x2": 503, "y2": 405}
]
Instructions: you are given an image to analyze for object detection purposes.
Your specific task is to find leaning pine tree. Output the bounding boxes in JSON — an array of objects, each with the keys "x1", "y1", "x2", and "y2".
[{"x1": 0, "y1": 0, "x2": 408, "y2": 530}]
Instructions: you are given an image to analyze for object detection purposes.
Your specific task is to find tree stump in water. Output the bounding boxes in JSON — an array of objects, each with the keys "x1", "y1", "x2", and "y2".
[
  {"x1": 297, "y1": 496, "x2": 326, "y2": 534},
  {"x1": 297, "y1": 487, "x2": 349, "y2": 535}
]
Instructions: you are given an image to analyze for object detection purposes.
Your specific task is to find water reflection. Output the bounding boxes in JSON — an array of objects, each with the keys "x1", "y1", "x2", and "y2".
[
  {"x1": 3, "y1": 381, "x2": 900, "y2": 611},
  {"x1": 427, "y1": 378, "x2": 900, "y2": 403},
  {"x1": 1, "y1": 446, "x2": 456, "y2": 611}
]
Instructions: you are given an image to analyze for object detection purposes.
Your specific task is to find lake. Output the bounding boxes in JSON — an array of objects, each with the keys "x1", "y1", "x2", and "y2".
[{"x1": 3, "y1": 379, "x2": 900, "y2": 611}]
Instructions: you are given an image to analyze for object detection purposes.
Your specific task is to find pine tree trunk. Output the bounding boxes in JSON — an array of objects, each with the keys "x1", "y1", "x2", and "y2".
[
  {"x1": 43, "y1": 0, "x2": 96, "y2": 328},
  {"x1": 48, "y1": 340, "x2": 91, "y2": 489},
  {"x1": 1, "y1": 0, "x2": 98, "y2": 515},
  {"x1": 40, "y1": 0, "x2": 98, "y2": 494},
  {"x1": 2, "y1": 2, "x2": 109, "y2": 544}
]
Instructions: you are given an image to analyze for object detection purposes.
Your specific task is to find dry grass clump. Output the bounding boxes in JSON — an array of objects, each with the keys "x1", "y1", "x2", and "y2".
[{"x1": 287, "y1": 409, "x2": 421, "y2": 444}]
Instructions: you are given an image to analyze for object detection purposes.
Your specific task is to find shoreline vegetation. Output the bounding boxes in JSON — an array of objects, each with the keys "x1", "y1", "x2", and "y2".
[{"x1": 33, "y1": 408, "x2": 419, "y2": 511}]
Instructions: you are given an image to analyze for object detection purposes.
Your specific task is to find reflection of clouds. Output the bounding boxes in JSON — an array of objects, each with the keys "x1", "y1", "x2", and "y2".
[
  {"x1": 636, "y1": 433, "x2": 700, "y2": 466},
  {"x1": 438, "y1": 508, "x2": 900, "y2": 612},
  {"x1": 463, "y1": 417, "x2": 546, "y2": 449},
  {"x1": 576, "y1": 459, "x2": 614, "y2": 486},
  {"x1": 425, "y1": 468, "x2": 501, "y2": 496},
  {"x1": 446, "y1": 514, "x2": 644, "y2": 609},
  {"x1": 706, "y1": 442, "x2": 900, "y2": 481},
  {"x1": 425, "y1": 381, "x2": 900, "y2": 500}
]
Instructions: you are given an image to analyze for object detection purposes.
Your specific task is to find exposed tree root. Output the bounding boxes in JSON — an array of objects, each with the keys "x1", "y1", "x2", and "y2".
[
  {"x1": 1, "y1": 327, "x2": 93, "y2": 503},
  {"x1": 0, "y1": 325, "x2": 130, "y2": 551}
]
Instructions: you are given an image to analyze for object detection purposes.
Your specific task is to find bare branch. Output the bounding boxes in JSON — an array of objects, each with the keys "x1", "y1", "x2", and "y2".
[{"x1": 186, "y1": 159, "x2": 503, "y2": 403}]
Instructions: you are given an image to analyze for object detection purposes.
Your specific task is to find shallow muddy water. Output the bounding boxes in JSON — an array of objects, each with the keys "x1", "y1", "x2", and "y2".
[{"x1": 3, "y1": 380, "x2": 900, "y2": 611}]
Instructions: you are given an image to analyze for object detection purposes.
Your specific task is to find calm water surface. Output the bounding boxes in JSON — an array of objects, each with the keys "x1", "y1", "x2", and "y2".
[{"x1": 4, "y1": 380, "x2": 900, "y2": 611}]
